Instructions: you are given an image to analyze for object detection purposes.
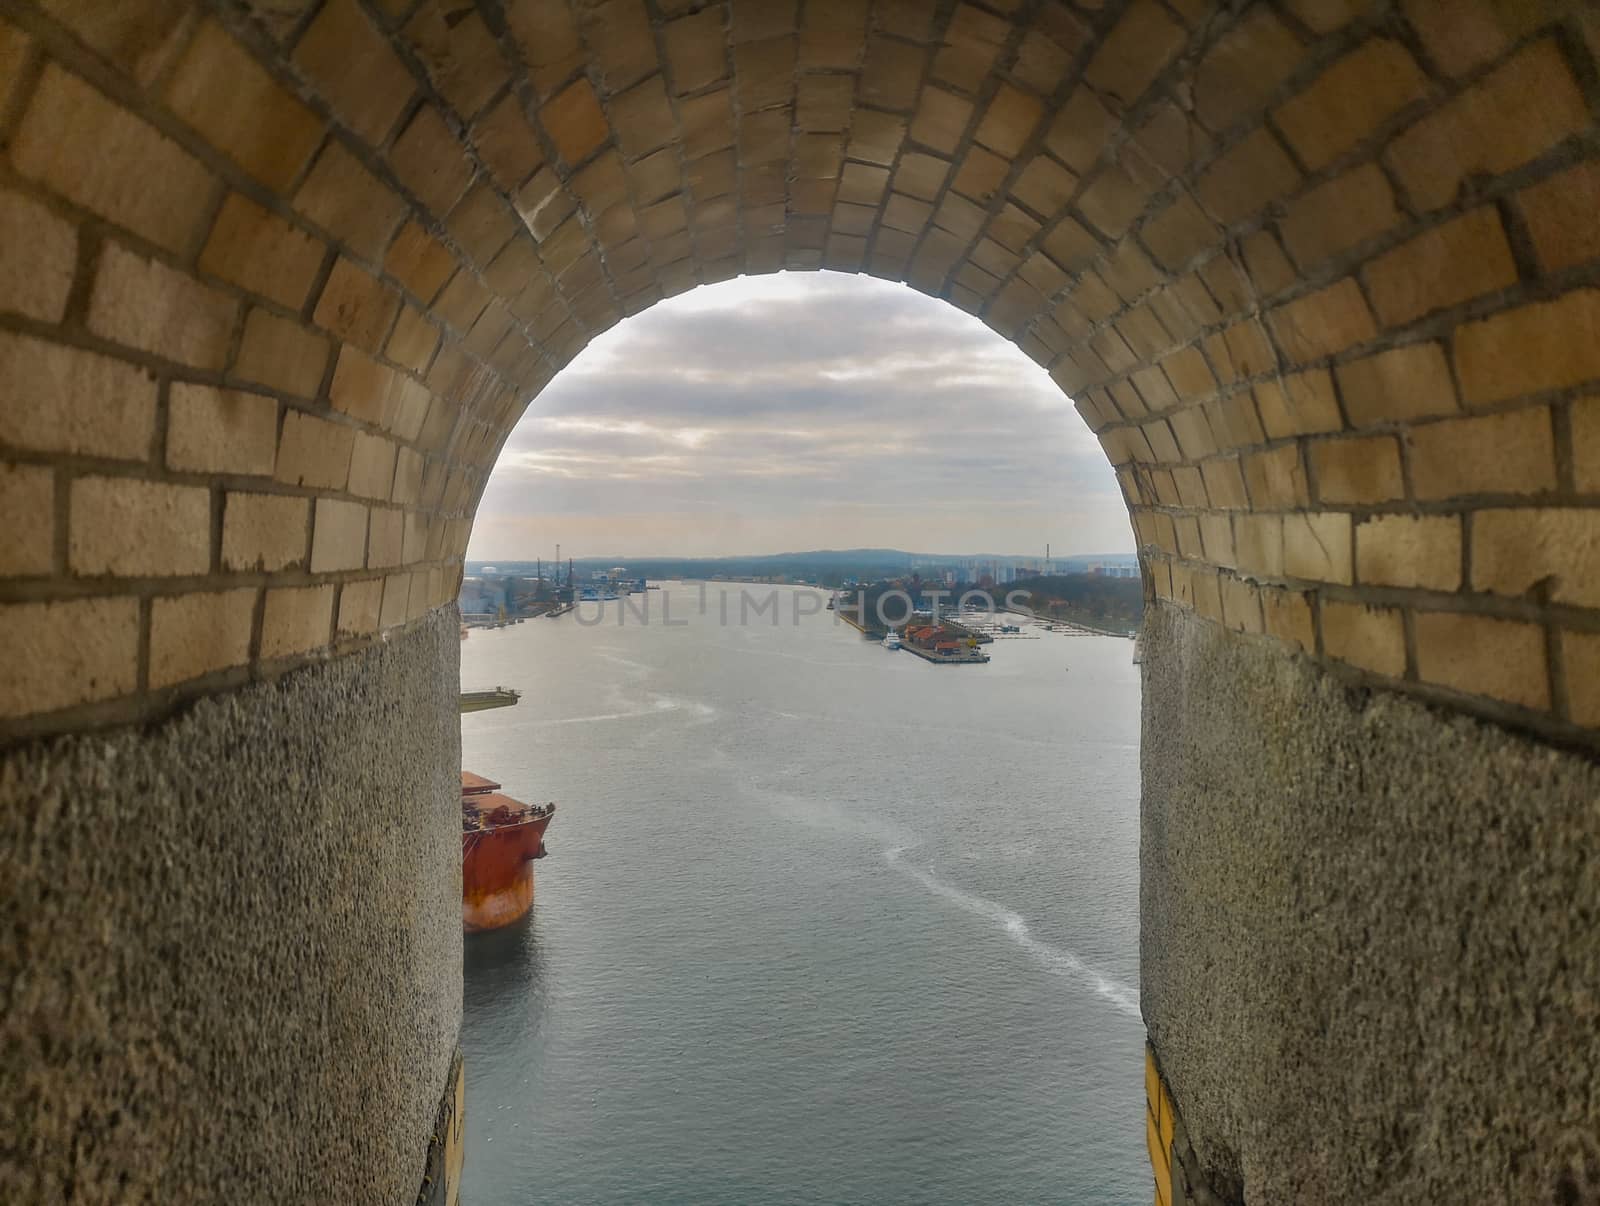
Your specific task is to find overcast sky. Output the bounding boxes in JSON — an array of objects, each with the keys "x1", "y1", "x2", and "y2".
[{"x1": 467, "y1": 272, "x2": 1133, "y2": 561}]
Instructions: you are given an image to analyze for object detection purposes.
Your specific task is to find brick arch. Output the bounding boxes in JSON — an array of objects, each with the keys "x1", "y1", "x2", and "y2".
[
  {"x1": 4, "y1": 1, "x2": 1600, "y2": 1202},
  {"x1": 1, "y1": 0, "x2": 1595, "y2": 741}
]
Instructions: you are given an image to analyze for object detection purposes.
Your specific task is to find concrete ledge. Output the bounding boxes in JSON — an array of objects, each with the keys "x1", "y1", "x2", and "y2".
[
  {"x1": 1141, "y1": 602, "x2": 1600, "y2": 1202},
  {"x1": 0, "y1": 608, "x2": 462, "y2": 1203}
]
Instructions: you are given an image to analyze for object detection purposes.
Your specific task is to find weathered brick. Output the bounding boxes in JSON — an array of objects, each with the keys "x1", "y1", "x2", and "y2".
[
  {"x1": 149, "y1": 587, "x2": 256, "y2": 688},
  {"x1": 541, "y1": 77, "x2": 610, "y2": 164},
  {"x1": 261, "y1": 583, "x2": 335, "y2": 658},
  {"x1": 1401, "y1": 0, "x2": 1511, "y2": 77},
  {"x1": 1336, "y1": 342, "x2": 1458, "y2": 427},
  {"x1": 276, "y1": 410, "x2": 355, "y2": 490},
  {"x1": 1275, "y1": 39, "x2": 1427, "y2": 171},
  {"x1": 1083, "y1": 0, "x2": 1185, "y2": 107},
  {"x1": 1322, "y1": 600, "x2": 1407, "y2": 677},
  {"x1": 1356, "y1": 513, "x2": 1461, "y2": 591},
  {"x1": 12, "y1": 64, "x2": 214, "y2": 256},
  {"x1": 1415, "y1": 611, "x2": 1548, "y2": 711},
  {"x1": 1386, "y1": 40, "x2": 1589, "y2": 212},
  {"x1": 1192, "y1": 8, "x2": 1303, "y2": 132},
  {"x1": 69, "y1": 476, "x2": 210, "y2": 576},
  {"x1": 88, "y1": 242, "x2": 236, "y2": 370},
  {"x1": 1518, "y1": 162, "x2": 1600, "y2": 275},
  {"x1": 313, "y1": 257, "x2": 399, "y2": 353},
  {"x1": 1195, "y1": 128, "x2": 1301, "y2": 227},
  {"x1": 1454, "y1": 290, "x2": 1600, "y2": 408},
  {"x1": 310, "y1": 496, "x2": 368, "y2": 573},
  {"x1": 389, "y1": 106, "x2": 474, "y2": 217},
  {"x1": 1569, "y1": 397, "x2": 1600, "y2": 494},
  {"x1": 367, "y1": 507, "x2": 404, "y2": 568},
  {"x1": 0, "y1": 331, "x2": 157, "y2": 460},
  {"x1": 294, "y1": 0, "x2": 415, "y2": 145},
  {"x1": 1279, "y1": 164, "x2": 1401, "y2": 270},
  {"x1": 0, "y1": 597, "x2": 140, "y2": 717},
  {"x1": 1261, "y1": 585, "x2": 1313, "y2": 650},
  {"x1": 385, "y1": 221, "x2": 458, "y2": 304},
  {"x1": 1309, "y1": 435, "x2": 1403, "y2": 506},
  {"x1": 1409, "y1": 408, "x2": 1556, "y2": 501},
  {"x1": 0, "y1": 463, "x2": 53, "y2": 576},
  {"x1": 293, "y1": 142, "x2": 408, "y2": 264},
  {"x1": 0, "y1": 187, "x2": 77, "y2": 322},
  {"x1": 167, "y1": 384, "x2": 279, "y2": 477},
  {"x1": 1364, "y1": 209, "x2": 1517, "y2": 328},
  {"x1": 1254, "y1": 369, "x2": 1343, "y2": 438},
  {"x1": 166, "y1": 20, "x2": 324, "y2": 192},
  {"x1": 1268, "y1": 278, "x2": 1377, "y2": 363},
  {"x1": 337, "y1": 576, "x2": 385, "y2": 637},
  {"x1": 1560, "y1": 630, "x2": 1600, "y2": 727},
  {"x1": 1283, "y1": 511, "x2": 1352, "y2": 584},
  {"x1": 199, "y1": 192, "x2": 325, "y2": 310},
  {"x1": 222, "y1": 491, "x2": 309, "y2": 571},
  {"x1": 348, "y1": 432, "x2": 397, "y2": 500},
  {"x1": 1243, "y1": 444, "x2": 1308, "y2": 508},
  {"x1": 234, "y1": 309, "x2": 329, "y2": 399},
  {"x1": 1473, "y1": 509, "x2": 1600, "y2": 609}
]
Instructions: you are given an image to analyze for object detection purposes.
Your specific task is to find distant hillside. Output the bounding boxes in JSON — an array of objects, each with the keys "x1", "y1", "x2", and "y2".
[{"x1": 467, "y1": 548, "x2": 1138, "y2": 586}]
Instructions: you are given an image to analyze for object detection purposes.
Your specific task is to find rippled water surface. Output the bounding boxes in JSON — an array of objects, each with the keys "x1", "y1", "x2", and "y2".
[{"x1": 459, "y1": 583, "x2": 1144, "y2": 1205}]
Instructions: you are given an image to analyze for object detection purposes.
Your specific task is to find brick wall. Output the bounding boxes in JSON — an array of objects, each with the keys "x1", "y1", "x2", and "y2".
[{"x1": 0, "y1": 0, "x2": 1597, "y2": 751}]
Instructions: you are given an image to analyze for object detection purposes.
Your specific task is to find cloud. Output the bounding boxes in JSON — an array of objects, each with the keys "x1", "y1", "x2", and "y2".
[{"x1": 469, "y1": 272, "x2": 1132, "y2": 559}]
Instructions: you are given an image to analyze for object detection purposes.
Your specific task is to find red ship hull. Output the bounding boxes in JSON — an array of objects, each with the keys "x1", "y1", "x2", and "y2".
[{"x1": 461, "y1": 773, "x2": 555, "y2": 933}]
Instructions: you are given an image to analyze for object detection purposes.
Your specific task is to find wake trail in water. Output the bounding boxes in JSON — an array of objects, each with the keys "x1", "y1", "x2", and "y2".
[{"x1": 884, "y1": 847, "x2": 1141, "y2": 1020}]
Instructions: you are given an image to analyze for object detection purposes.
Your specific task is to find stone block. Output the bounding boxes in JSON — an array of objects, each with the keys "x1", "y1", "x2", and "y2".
[
  {"x1": 69, "y1": 476, "x2": 210, "y2": 577},
  {"x1": 1386, "y1": 39, "x2": 1588, "y2": 212},
  {"x1": 294, "y1": 0, "x2": 414, "y2": 145},
  {"x1": 1472, "y1": 509, "x2": 1600, "y2": 609},
  {"x1": 1518, "y1": 161, "x2": 1600, "y2": 275},
  {"x1": 348, "y1": 432, "x2": 397, "y2": 500},
  {"x1": 1309, "y1": 435, "x2": 1403, "y2": 506},
  {"x1": 1322, "y1": 600, "x2": 1407, "y2": 678},
  {"x1": 293, "y1": 142, "x2": 409, "y2": 264},
  {"x1": 1356, "y1": 513, "x2": 1462, "y2": 592},
  {"x1": 310, "y1": 497, "x2": 368, "y2": 573},
  {"x1": 0, "y1": 331, "x2": 157, "y2": 460},
  {"x1": 385, "y1": 221, "x2": 458, "y2": 304},
  {"x1": 1336, "y1": 342, "x2": 1458, "y2": 428},
  {"x1": 1283, "y1": 511, "x2": 1352, "y2": 584},
  {"x1": 1408, "y1": 408, "x2": 1556, "y2": 501},
  {"x1": 149, "y1": 587, "x2": 256, "y2": 688},
  {"x1": 1279, "y1": 164, "x2": 1400, "y2": 270},
  {"x1": 1268, "y1": 278, "x2": 1377, "y2": 364},
  {"x1": 1414, "y1": 610, "x2": 1548, "y2": 710},
  {"x1": 1253, "y1": 370, "x2": 1343, "y2": 439},
  {"x1": 0, "y1": 187, "x2": 77, "y2": 322},
  {"x1": 313, "y1": 257, "x2": 399, "y2": 353},
  {"x1": 0, "y1": 463, "x2": 54, "y2": 576},
  {"x1": 389, "y1": 106, "x2": 474, "y2": 217},
  {"x1": 12, "y1": 64, "x2": 213, "y2": 256},
  {"x1": 165, "y1": 19, "x2": 323, "y2": 192},
  {"x1": 1275, "y1": 39, "x2": 1427, "y2": 171},
  {"x1": 336, "y1": 575, "x2": 384, "y2": 637},
  {"x1": 222, "y1": 491, "x2": 309, "y2": 572},
  {"x1": 88, "y1": 242, "x2": 236, "y2": 370},
  {"x1": 276, "y1": 410, "x2": 354, "y2": 490},
  {"x1": 1083, "y1": 0, "x2": 1184, "y2": 107},
  {"x1": 199, "y1": 192, "x2": 325, "y2": 310},
  {"x1": 167, "y1": 384, "x2": 279, "y2": 477},
  {"x1": 541, "y1": 77, "x2": 609, "y2": 164},
  {"x1": 1560, "y1": 630, "x2": 1600, "y2": 727},
  {"x1": 1261, "y1": 585, "x2": 1313, "y2": 650},
  {"x1": 260, "y1": 583, "x2": 335, "y2": 658},
  {"x1": 1454, "y1": 290, "x2": 1600, "y2": 408},
  {"x1": 1364, "y1": 208, "x2": 1518, "y2": 328},
  {"x1": 0, "y1": 597, "x2": 139, "y2": 716},
  {"x1": 233, "y1": 309, "x2": 329, "y2": 399}
]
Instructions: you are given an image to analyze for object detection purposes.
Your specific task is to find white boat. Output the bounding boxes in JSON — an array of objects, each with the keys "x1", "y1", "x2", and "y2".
[{"x1": 883, "y1": 631, "x2": 901, "y2": 650}]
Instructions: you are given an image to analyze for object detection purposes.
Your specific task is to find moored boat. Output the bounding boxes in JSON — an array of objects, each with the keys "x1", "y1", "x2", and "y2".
[{"x1": 461, "y1": 771, "x2": 555, "y2": 933}]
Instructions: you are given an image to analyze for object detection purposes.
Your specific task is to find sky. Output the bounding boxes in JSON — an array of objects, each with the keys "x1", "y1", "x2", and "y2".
[{"x1": 466, "y1": 271, "x2": 1133, "y2": 561}]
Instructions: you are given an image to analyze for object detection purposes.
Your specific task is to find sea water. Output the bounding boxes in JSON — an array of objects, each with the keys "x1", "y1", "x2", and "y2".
[{"x1": 459, "y1": 583, "x2": 1144, "y2": 1204}]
